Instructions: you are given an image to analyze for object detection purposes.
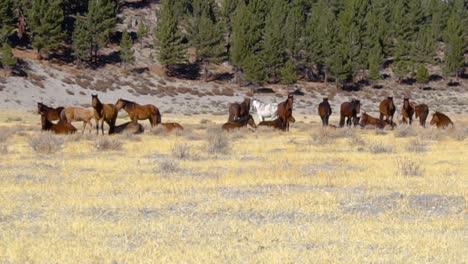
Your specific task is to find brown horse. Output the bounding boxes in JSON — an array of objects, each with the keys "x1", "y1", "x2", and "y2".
[
  {"x1": 222, "y1": 114, "x2": 257, "y2": 131},
  {"x1": 277, "y1": 94, "x2": 294, "y2": 131},
  {"x1": 379, "y1": 96, "x2": 396, "y2": 129},
  {"x1": 159, "y1": 122, "x2": 184, "y2": 132},
  {"x1": 258, "y1": 116, "x2": 295, "y2": 130},
  {"x1": 61, "y1": 107, "x2": 98, "y2": 133},
  {"x1": 339, "y1": 99, "x2": 360, "y2": 127},
  {"x1": 92, "y1": 94, "x2": 118, "y2": 135},
  {"x1": 318, "y1": 98, "x2": 332, "y2": 127},
  {"x1": 37, "y1": 102, "x2": 64, "y2": 123},
  {"x1": 401, "y1": 98, "x2": 415, "y2": 125},
  {"x1": 359, "y1": 112, "x2": 396, "y2": 128},
  {"x1": 115, "y1": 98, "x2": 161, "y2": 127},
  {"x1": 41, "y1": 115, "x2": 77, "y2": 134},
  {"x1": 430, "y1": 112, "x2": 453, "y2": 129},
  {"x1": 228, "y1": 98, "x2": 251, "y2": 122},
  {"x1": 415, "y1": 104, "x2": 429, "y2": 127},
  {"x1": 110, "y1": 122, "x2": 144, "y2": 135}
]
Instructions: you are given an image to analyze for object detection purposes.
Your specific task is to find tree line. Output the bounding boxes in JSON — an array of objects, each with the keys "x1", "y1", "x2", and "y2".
[{"x1": 0, "y1": 0, "x2": 466, "y2": 86}]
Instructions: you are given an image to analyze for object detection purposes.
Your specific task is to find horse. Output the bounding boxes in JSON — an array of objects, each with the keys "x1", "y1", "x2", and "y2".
[
  {"x1": 359, "y1": 112, "x2": 396, "y2": 129},
  {"x1": 430, "y1": 112, "x2": 453, "y2": 129},
  {"x1": 251, "y1": 98, "x2": 278, "y2": 122},
  {"x1": 159, "y1": 122, "x2": 184, "y2": 132},
  {"x1": 60, "y1": 107, "x2": 98, "y2": 133},
  {"x1": 222, "y1": 114, "x2": 256, "y2": 131},
  {"x1": 401, "y1": 98, "x2": 415, "y2": 125},
  {"x1": 258, "y1": 116, "x2": 295, "y2": 130},
  {"x1": 379, "y1": 96, "x2": 396, "y2": 129},
  {"x1": 415, "y1": 104, "x2": 429, "y2": 127},
  {"x1": 91, "y1": 94, "x2": 118, "y2": 135},
  {"x1": 37, "y1": 102, "x2": 64, "y2": 123},
  {"x1": 228, "y1": 98, "x2": 251, "y2": 122},
  {"x1": 318, "y1": 98, "x2": 332, "y2": 127},
  {"x1": 277, "y1": 94, "x2": 294, "y2": 131},
  {"x1": 109, "y1": 122, "x2": 144, "y2": 135},
  {"x1": 115, "y1": 98, "x2": 161, "y2": 127},
  {"x1": 339, "y1": 99, "x2": 360, "y2": 127},
  {"x1": 41, "y1": 114, "x2": 77, "y2": 134}
]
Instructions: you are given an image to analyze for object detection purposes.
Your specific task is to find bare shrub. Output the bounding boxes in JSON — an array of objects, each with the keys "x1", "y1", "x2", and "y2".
[
  {"x1": 448, "y1": 128, "x2": 466, "y2": 141},
  {"x1": 207, "y1": 130, "x2": 230, "y2": 154},
  {"x1": 310, "y1": 129, "x2": 335, "y2": 145},
  {"x1": 375, "y1": 129, "x2": 387, "y2": 136},
  {"x1": 171, "y1": 143, "x2": 191, "y2": 160},
  {"x1": 419, "y1": 128, "x2": 445, "y2": 141},
  {"x1": 150, "y1": 126, "x2": 168, "y2": 136},
  {"x1": 369, "y1": 142, "x2": 394, "y2": 154},
  {"x1": 0, "y1": 144, "x2": 7, "y2": 154},
  {"x1": 406, "y1": 139, "x2": 428, "y2": 153},
  {"x1": 156, "y1": 157, "x2": 180, "y2": 175},
  {"x1": 95, "y1": 137, "x2": 123, "y2": 151},
  {"x1": 0, "y1": 127, "x2": 14, "y2": 143},
  {"x1": 29, "y1": 133, "x2": 64, "y2": 154},
  {"x1": 199, "y1": 119, "x2": 211, "y2": 124},
  {"x1": 349, "y1": 133, "x2": 365, "y2": 146},
  {"x1": 396, "y1": 158, "x2": 425, "y2": 177},
  {"x1": 66, "y1": 133, "x2": 95, "y2": 142},
  {"x1": 394, "y1": 124, "x2": 417, "y2": 138}
]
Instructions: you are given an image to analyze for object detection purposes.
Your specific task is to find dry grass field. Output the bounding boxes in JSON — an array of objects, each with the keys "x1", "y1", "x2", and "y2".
[{"x1": 0, "y1": 110, "x2": 467, "y2": 263}]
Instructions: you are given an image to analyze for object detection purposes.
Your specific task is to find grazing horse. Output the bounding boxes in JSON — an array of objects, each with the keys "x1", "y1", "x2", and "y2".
[
  {"x1": 37, "y1": 102, "x2": 64, "y2": 123},
  {"x1": 359, "y1": 112, "x2": 396, "y2": 128},
  {"x1": 109, "y1": 122, "x2": 144, "y2": 135},
  {"x1": 379, "y1": 96, "x2": 396, "y2": 129},
  {"x1": 61, "y1": 107, "x2": 97, "y2": 133},
  {"x1": 159, "y1": 122, "x2": 184, "y2": 132},
  {"x1": 401, "y1": 98, "x2": 415, "y2": 125},
  {"x1": 91, "y1": 94, "x2": 118, "y2": 135},
  {"x1": 339, "y1": 99, "x2": 360, "y2": 127},
  {"x1": 41, "y1": 115, "x2": 77, "y2": 134},
  {"x1": 415, "y1": 104, "x2": 429, "y2": 127},
  {"x1": 228, "y1": 98, "x2": 251, "y2": 122},
  {"x1": 277, "y1": 95, "x2": 294, "y2": 131},
  {"x1": 115, "y1": 98, "x2": 161, "y2": 127},
  {"x1": 318, "y1": 98, "x2": 332, "y2": 127},
  {"x1": 222, "y1": 114, "x2": 256, "y2": 131},
  {"x1": 251, "y1": 98, "x2": 278, "y2": 122},
  {"x1": 430, "y1": 112, "x2": 453, "y2": 129},
  {"x1": 258, "y1": 116, "x2": 295, "y2": 130}
]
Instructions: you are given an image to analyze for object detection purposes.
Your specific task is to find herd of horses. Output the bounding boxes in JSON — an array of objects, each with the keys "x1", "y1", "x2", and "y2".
[{"x1": 36, "y1": 93, "x2": 454, "y2": 136}]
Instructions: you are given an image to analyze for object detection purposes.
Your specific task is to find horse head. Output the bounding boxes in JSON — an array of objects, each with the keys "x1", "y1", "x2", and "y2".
[
  {"x1": 352, "y1": 100, "x2": 361, "y2": 114},
  {"x1": 37, "y1": 102, "x2": 44, "y2": 114}
]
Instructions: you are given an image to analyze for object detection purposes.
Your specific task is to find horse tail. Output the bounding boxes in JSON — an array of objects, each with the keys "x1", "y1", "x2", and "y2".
[
  {"x1": 157, "y1": 112, "x2": 162, "y2": 124},
  {"x1": 60, "y1": 109, "x2": 68, "y2": 122}
]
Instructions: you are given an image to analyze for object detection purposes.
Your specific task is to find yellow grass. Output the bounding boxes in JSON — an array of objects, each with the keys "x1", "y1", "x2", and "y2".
[{"x1": 0, "y1": 110, "x2": 466, "y2": 263}]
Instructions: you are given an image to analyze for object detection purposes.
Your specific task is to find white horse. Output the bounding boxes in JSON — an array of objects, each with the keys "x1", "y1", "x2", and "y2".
[{"x1": 251, "y1": 98, "x2": 278, "y2": 122}]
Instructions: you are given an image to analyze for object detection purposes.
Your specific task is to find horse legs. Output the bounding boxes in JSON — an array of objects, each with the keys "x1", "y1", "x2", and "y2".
[
  {"x1": 101, "y1": 119, "x2": 105, "y2": 135},
  {"x1": 82, "y1": 121, "x2": 87, "y2": 134},
  {"x1": 96, "y1": 118, "x2": 100, "y2": 135},
  {"x1": 390, "y1": 115, "x2": 394, "y2": 129},
  {"x1": 339, "y1": 115, "x2": 345, "y2": 128},
  {"x1": 379, "y1": 113, "x2": 384, "y2": 129}
]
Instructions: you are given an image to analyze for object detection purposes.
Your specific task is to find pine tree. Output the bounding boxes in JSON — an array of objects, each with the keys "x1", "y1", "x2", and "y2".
[
  {"x1": 430, "y1": 0, "x2": 448, "y2": 41},
  {"x1": 284, "y1": 1, "x2": 305, "y2": 61},
  {"x1": 120, "y1": 30, "x2": 135, "y2": 67},
  {"x1": 28, "y1": 0, "x2": 65, "y2": 57},
  {"x1": 261, "y1": 0, "x2": 287, "y2": 75},
  {"x1": 368, "y1": 46, "x2": 381, "y2": 82},
  {"x1": 220, "y1": 0, "x2": 239, "y2": 59},
  {"x1": 1, "y1": 43, "x2": 17, "y2": 68},
  {"x1": 392, "y1": 0, "x2": 412, "y2": 80},
  {"x1": 72, "y1": 17, "x2": 92, "y2": 64},
  {"x1": 137, "y1": 21, "x2": 149, "y2": 47},
  {"x1": 280, "y1": 60, "x2": 298, "y2": 86},
  {"x1": 412, "y1": 25, "x2": 435, "y2": 64},
  {"x1": 443, "y1": 8, "x2": 464, "y2": 78},
  {"x1": 0, "y1": 0, "x2": 15, "y2": 43},
  {"x1": 416, "y1": 64, "x2": 429, "y2": 84},
  {"x1": 230, "y1": 1, "x2": 249, "y2": 69},
  {"x1": 87, "y1": 0, "x2": 118, "y2": 63},
  {"x1": 154, "y1": 0, "x2": 186, "y2": 68},
  {"x1": 243, "y1": 54, "x2": 266, "y2": 85}
]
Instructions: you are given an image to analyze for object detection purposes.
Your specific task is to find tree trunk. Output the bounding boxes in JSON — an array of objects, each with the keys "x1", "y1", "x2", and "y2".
[{"x1": 204, "y1": 61, "x2": 208, "y2": 82}]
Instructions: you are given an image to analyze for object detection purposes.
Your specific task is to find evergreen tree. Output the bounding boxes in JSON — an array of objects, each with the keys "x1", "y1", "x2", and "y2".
[
  {"x1": 261, "y1": 0, "x2": 287, "y2": 76},
  {"x1": 443, "y1": 8, "x2": 464, "y2": 77},
  {"x1": 87, "y1": 0, "x2": 118, "y2": 63},
  {"x1": 120, "y1": 30, "x2": 135, "y2": 67},
  {"x1": 220, "y1": 0, "x2": 239, "y2": 59},
  {"x1": 415, "y1": 64, "x2": 429, "y2": 84},
  {"x1": 0, "y1": 0, "x2": 15, "y2": 43},
  {"x1": 284, "y1": 1, "x2": 306, "y2": 61},
  {"x1": 243, "y1": 54, "x2": 266, "y2": 85},
  {"x1": 28, "y1": 0, "x2": 65, "y2": 57},
  {"x1": 1, "y1": 43, "x2": 17, "y2": 68},
  {"x1": 280, "y1": 60, "x2": 298, "y2": 86},
  {"x1": 392, "y1": 0, "x2": 412, "y2": 80},
  {"x1": 72, "y1": 17, "x2": 92, "y2": 63},
  {"x1": 154, "y1": 0, "x2": 186, "y2": 68},
  {"x1": 230, "y1": 1, "x2": 249, "y2": 68},
  {"x1": 412, "y1": 25, "x2": 435, "y2": 64},
  {"x1": 137, "y1": 21, "x2": 149, "y2": 47},
  {"x1": 430, "y1": 0, "x2": 448, "y2": 41},
  {"x1": 368, "y1": 45, "x2": 381, "y2": 82}
]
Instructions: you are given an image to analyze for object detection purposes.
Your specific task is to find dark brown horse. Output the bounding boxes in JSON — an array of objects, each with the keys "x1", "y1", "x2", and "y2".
[
  {"x1": 228, "y1": 98, "x2": 251, "y2": 122},
  {"x1": 115, "y1": 98, "x2": 161, "y2": 127},
  {"x1": 379, "y1": 96, "x2": 396, "y2": 129},
  {"x1": 401, "y1": 98, "x2": 415, "y2": 125},
  {"x1": 222, "y1": 114, "x2": 257, "y2": 131},
  {"x1": 159, "y1": 122, "x2": 184, "y2": 132},
  {"x1": 277, "y1": 94, "x2": 294, "y2": 131},
  {"x1": 92, "y1": 94, "x2": 119, "y2": 135},
  {"x1": 37, "y1": 102, "x2": 64, "y2": 123},
  {"x1": 41, "y1": 115, "x2": 77, "y2": 134},
  {"x1": 415, "y1": 104, "x2": 429, "y2": 127},
  {"x1": 339, "y1": 99, "x2": 360, "y2": 127},
  {"x1": 318, "y1": 98, "x2": 332, "y2": 127},
  {"x1": 109, "y1": 122, "x2": 144, "y2": 135},
  {"x1": 430, "y1": 112, "x2": 453, "y2": 129},
  {"x1": 258, "y1": 116, "x2": 295, "y2": 130}
]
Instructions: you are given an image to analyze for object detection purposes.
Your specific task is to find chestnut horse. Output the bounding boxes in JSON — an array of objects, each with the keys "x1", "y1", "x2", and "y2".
[
  {"x1": 430, "y1": 112, "x2": 453, "y2": 129},
  {"x1": 41, "y1": 115, "x2": 77, "y2": 134},
  {"x1": 159, "y1": 122, "x2": 184, "y2": 132},
  {"x1": 61, "y1": 107, "x2": 98, "y2": 133},
  {"x1": 115, "y1": 98, "x2": 161, "y2": 127},
  {"x1": 318, "y1": 98, "x2": 332, "y2": 127},
  {"x1": 415, "y1": 104, "x2": 429, "y2": 127},
  {"x1": 228, "y1": 98, "x2": 251, "y2": 122},
  {"x1": 110, "y1": 122, "x2": 144, "y2": 135},
  {"x1": 277, "y1": 95, "x2": 294, "y2": 131},
  {"x1": 92, "y1": 94, "x2": 118, "y2": 135},
  {"x1": 258, "y1": 116, "x2": 295, "y2": 130},
  {"x1": 339, "y1": 100, "x2": 360, "y2": 127},
  {"x1": 37, "y1": 102, "x2": 64, "y2": 123},
  {"x1": 379, "y1": 96, "x2": 396, "y2": 129},
  {"x1": 359, "y1": 112, "x2": 396, "y2": 128},
  {"x1": 401, "y1": 98, "x2": 415, "y2": 125},
  {"x1": 222, "y1": 114, "x2": 257, "y2": 131}
]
